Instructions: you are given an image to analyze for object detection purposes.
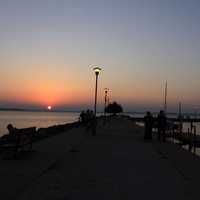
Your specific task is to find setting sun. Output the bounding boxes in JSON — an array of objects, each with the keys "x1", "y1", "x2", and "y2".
[{"x1": 47, "y1": 106, "x2": 52, "y2": 111}]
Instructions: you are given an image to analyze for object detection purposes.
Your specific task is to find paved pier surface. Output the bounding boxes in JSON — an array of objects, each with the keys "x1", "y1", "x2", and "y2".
[{"x1": 1, "y1": 116, "x2": 200, "y2": 200}]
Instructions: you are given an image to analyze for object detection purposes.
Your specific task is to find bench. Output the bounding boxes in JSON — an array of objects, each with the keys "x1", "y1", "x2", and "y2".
[{"x1": 0, "y1": 127, "x2": 36, "y2": 158}]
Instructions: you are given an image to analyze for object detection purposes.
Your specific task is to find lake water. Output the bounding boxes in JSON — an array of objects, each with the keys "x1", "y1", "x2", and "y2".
[
  {"x1": 0, "y1": 111, "x2": 79, "y2": 137},
  {"x1": 1, "y1": 111, "x2": 200, "y2": 137}
]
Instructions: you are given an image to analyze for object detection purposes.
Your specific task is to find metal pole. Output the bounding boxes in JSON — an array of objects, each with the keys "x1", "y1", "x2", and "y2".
[
  {"x1": 179, "y1": 102, "x2": 183, "y2": 133},
  {"x1": 94, "y1": 73, "x2": 98, "y2": 117},
  {"x1": 104, "y1": 92, "x2": 106, "y2": 116},
  {"x1": 194, "y1": 126, "x2": 196, "y2": 154},
  {"x1": 104, "y1": 89, "x2": 108, "y2": 116},
  {"x1": 164, "y1": 81, "x2": 167, "y2": 114}
]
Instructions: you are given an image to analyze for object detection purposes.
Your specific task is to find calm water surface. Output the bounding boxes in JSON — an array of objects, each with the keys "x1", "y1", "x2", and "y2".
[{"x1": 0, "y1": 111, "x2": 79, "y2": 136}]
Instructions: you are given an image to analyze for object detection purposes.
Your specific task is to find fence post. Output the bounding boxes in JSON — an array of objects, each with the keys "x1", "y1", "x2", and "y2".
[
  {"x1": 193, "y1": 126, "x2": 196, "y2": 154},
  {"x1": 188, "y1": 128, "x2": 192, "y2": 151}
]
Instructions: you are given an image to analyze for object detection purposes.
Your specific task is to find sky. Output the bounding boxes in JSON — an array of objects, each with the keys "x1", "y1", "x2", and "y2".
[{"x1": 0, "y1": 0, "x2": 200, "y2": 112}]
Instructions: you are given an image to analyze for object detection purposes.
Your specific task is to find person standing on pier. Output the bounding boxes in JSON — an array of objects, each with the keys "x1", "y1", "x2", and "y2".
[
  {"x1": 144, "y1": 111, "x2": 154, "y2": 140},
  {"x1": 157, "y1": 110, "x2": 167, "y2": 142}
]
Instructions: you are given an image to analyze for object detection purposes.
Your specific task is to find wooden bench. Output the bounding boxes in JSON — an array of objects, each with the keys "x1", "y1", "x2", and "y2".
[{"x1": 0, "y1": 127, "x2": 36, "y2": 158}]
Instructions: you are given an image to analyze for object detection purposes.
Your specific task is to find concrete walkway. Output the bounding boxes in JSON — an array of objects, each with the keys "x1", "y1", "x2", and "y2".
[
  {"x1": 1, "y1": 117, "x2": 200, "y2": 199},
  {"x1": 0, "y1": 126, "x2": 85, "y2": 200}
]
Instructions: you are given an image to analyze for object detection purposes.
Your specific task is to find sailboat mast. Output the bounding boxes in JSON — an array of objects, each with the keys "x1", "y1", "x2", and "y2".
[
  {"x1": 164, "y1": 81, "x2": 167, "y2": 114},
  {"x1": 178, "y1": 102, "x2": 182, "y2": 117}
]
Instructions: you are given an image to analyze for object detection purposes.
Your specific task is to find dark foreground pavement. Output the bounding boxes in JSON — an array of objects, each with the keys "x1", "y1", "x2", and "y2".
[{"x1": 1, "y1": 116, "x2": 200, "y2": 200}]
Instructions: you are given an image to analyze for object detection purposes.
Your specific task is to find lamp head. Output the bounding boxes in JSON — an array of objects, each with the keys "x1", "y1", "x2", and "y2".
[
  {"x1": 104, "y1": 88, "x2": 109, "y2": 94},
  {"x1": 93, "y1": 66, "x2": 101, "y2": 75}
]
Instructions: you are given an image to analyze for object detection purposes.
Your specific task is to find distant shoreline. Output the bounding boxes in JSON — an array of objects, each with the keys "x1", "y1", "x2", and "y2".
[
  {"x1": 0, "y1": 108, "x2": 198, "y2": 116},
  {"x1": 0, "y1": 108, "x2": 81, "y2": 113}
]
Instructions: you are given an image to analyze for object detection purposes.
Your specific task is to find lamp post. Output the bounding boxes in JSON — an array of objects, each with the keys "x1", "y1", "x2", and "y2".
[
  {"x1": 104, "y1": 88, "x2": 109, "y2": 116},
  {"x1": 93, "y1": 66, "x2": 101, "y2": 117}
]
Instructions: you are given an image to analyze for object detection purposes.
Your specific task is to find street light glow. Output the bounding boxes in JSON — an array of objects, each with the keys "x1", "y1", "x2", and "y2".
[{"x1": 93, "y1": 66, "x2": 101, "y2": 75}]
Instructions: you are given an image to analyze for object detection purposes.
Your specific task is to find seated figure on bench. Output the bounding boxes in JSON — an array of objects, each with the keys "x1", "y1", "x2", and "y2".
[
  {"x1": 1, "y1": 125, "x2": 36, "y2": 158},
  {"x1": 7, "y1": 124, "x2": 19, "y2": 135}
]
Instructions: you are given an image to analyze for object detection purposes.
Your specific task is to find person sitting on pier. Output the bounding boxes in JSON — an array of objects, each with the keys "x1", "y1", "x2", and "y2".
[
  {"x1": 144, "y1": 111, "x2": 154, "y2": 140},
  {"x1": 157, "y1": 110, "x2": 167, "y2": 142},
  {"x1": 7, "y1": 124, "x2": 19, "y2": 135}
]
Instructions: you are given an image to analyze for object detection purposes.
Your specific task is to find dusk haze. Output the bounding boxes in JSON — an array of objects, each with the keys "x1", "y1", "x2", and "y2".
[
  {"x1": 1, "y1": 0, "x2": 200, "y2": 112},
  {"x1": 1, "y1": 1, "x2": 200, "y2": 200}
]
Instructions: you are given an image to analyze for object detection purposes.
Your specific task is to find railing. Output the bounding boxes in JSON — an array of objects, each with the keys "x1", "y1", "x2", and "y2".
[{"x1": 166, "y1": 124, "x2": 198, "y2": 154}]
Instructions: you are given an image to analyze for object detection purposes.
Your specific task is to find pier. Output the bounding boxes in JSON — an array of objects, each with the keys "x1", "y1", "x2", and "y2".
[{"x1": 0, "y1": 116, "x2": 200, "y2": 199}]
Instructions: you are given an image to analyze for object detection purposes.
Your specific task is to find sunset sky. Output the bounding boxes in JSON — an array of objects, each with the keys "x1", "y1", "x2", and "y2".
[{"x1": 0, "y1": 0, "x2": 200, "y2": 112}]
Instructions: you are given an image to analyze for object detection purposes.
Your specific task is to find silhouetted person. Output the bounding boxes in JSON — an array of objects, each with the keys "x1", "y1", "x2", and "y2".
[
  {"x1": 89, "y1": 110, "x2": 97, "y2": 136},
  {"x1": 144, "y1": 111, "x2": 154, "y2": 140},
  {"x1": 157, "y1": 110, "x2": 167, "y2": 142},
  {"x1": 85, "y1": 109, "x2": 91, "y2": 130},
  {"x1": 7, "y1": 124, "x2": 18, "y2": 135},
  {"x1": 84, "y1": 109, "x2": 96, "y2": 135},
  {"x1": 79, "y1": 110, "x2": 86, "y2": 124}
]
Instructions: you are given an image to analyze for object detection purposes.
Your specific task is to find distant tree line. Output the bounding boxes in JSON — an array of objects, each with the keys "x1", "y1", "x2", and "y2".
[{"x1": 105, "y1": 101, "x2": 123, "y2": 115}]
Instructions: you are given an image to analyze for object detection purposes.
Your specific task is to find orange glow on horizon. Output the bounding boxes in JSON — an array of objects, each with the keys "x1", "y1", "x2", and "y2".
[{"x1": 1, "y1": 67, "x2": 199, "y2": 109}]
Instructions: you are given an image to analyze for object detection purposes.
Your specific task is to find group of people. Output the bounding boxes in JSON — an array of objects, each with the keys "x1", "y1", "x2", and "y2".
[
  {"x1": 79, "y1": 109, "x2": 95, "y2": 124},
  {"x1": 79, "y1": 109, "x2": 96, "y2": 135},
  {"x1": 144, "y1": 110, "x2": 167, "y2": 142}
]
